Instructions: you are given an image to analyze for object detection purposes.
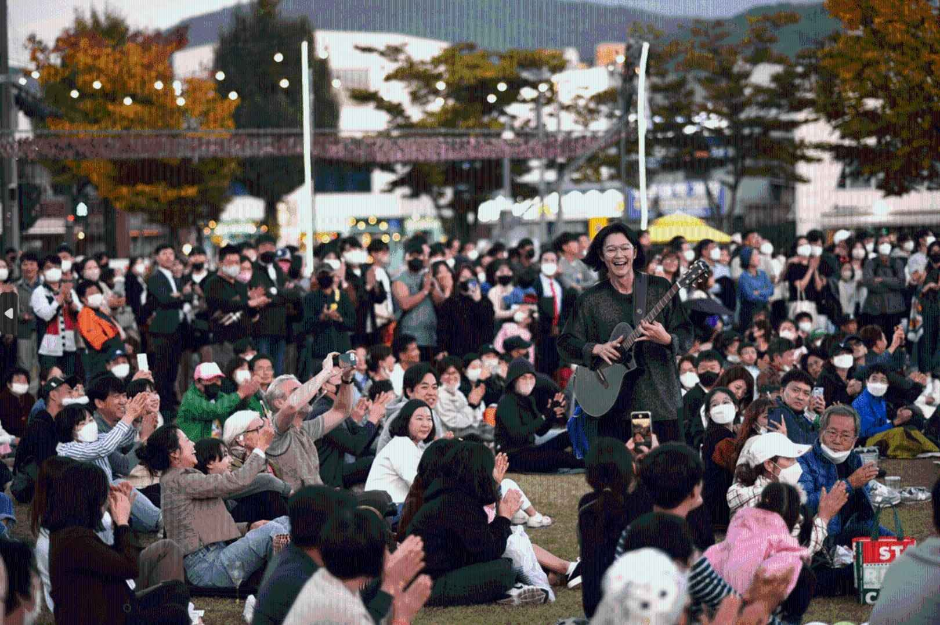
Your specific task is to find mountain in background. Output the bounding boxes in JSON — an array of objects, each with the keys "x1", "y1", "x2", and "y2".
[{"x1": 172, "y1": 0, "x2": 840, "y2": 62}]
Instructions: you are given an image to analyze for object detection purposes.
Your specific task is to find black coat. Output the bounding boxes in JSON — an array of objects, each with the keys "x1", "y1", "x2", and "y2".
[
  {"x1": 145, "y1": 270, "x2": 188, "y2": 335},
  {"x1": 405, "y1": 478, "x2": 511, "y2": 578},
  {"x1": 437, "y1": 294, "x2": 495, "y2": 358},
  {"x1": 249, "y1": 262, "x2": 289, "y2": 338},
  {"x1": 494, "y1": 390, "x2": 552, "y2": 454}
]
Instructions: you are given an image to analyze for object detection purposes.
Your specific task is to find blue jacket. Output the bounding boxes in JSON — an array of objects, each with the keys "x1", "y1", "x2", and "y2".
[
  {"x1": 798, "y1": 439, "x2": 874, "y2": 539},
  {"x1": 853, "y1": 389, "x2": 892, "y2": 439},
  {"x1": 767, "y1": 397, "x2": 817, "y2": 446}
]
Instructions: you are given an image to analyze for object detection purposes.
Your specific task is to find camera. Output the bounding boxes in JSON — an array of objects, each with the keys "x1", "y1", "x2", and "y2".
[
  {"x1": 333, "y1": 352, "x2": 357, "y2": 368},
  {"x1": 459, "y1": 279, "x2": 478, "y2": 294}
]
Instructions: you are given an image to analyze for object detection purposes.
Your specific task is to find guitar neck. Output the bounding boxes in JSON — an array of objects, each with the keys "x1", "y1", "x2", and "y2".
[{"x1": 624, "y1": 280, "x2": 682, "y2": 348}]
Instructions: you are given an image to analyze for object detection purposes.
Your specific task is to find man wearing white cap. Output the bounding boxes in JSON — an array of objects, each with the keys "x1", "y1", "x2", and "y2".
[
  {"x1": 176, "y1": 361, "x2": 260, "y2": 441},
  {"x1": 728, "y1": 432, "x2": 848, "y2": 558}
]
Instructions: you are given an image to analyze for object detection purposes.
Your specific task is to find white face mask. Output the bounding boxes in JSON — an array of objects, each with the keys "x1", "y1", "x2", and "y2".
[
  {"x1": 679, "y1": 371, "x2": 699, "y2": 390},
  {"x1": 779, "y1": 329, "x2": 796, "y2": 341},
  {"x1": 477, "y1": 272, "x2": 487, "y2": 284},
  {"x1": 61, "y1": 259, "x2": 73, "y2": 272},
  {"x1": 110, "y1": 363, "x2": 130, "y2": 379},
  {"x1": 343, "y1": 250, "x2": 369, "y2": 265},
  {"x1": 133, "y1": 263, "x2": 147, "y2": 276},
  {"x1": 798, "y1": 321, "x2": 813, "y2": 333},
  {"x1": 833, "y1": 354, "x2": 854, "y2": 369},
  {"x1": 62, "y1": 395, "x2": 89, "y2": 406},
  {"x1": 709, "y1": 247, "x2": 721, "y2": 261},
  {"x1": 44, "y1": 268, "x2": 62, "y2": 283},
  {"x1": 516, "y1": 380, "x2": 535, "y2": 396},
  {"x1": 467, "y1": 249, "x2": 479, "y2": 261},
  {"x1": 222, "y1": 264, "x2": 240, "y2": 278},
  {"x1": 878, "y1": 243, "x2": 892, "y2": 256},
  {"x1": 796, "y1": 244, "x2": 811, "y2": 257},
  {"x1": 324, "y1": 258, "x2": 341, "y2": 271},
  {"x1": 683, "y1": 249, "x2": 695, "y2": 262},
  {"x1": 466, "y1": 367, "x2": 482, "y2": 382},
  {"x1": 540, "y1": 263, "x2": 557, "y2": 277},
  {"x1": 513, "y1": 310, "x2": 527, "y2": 324},
  {"x1": 841, "y1": 271, "x2": 853, "y2": 282},
  {"x1": 710, "y1": 403, "x2": 736, "y2": 425},
  {"x1": 810, "y1": 245, "x2": 823, "y2": 257},
  {"x1": 760, "y1": 242, "x2": 773, "y2": 256},
  {"x1": 903, "y1": 241, "x2": 915, "y2": 252},
  {"x1": 9, "y1": 382, "x2": 28, "y2": 396},
  {"x1": 776, "y1": 462, "x2": 803, "y2": 486},
  {"x1": 234, "y1": 369, "x2": 252, "y2": 384},
  {"x1": 821, "y1": 442, "x2": 852, "y2": 464},
  {"x1": 726, "y1": 354, "x2": 740, "y2": 364},
  {"x1": 77, "y1": 420, "x2": 99, "y2": 442},
  {"x1": 445, "y1": 258, "x2": 456, "y2": 268},
  {"x1": 482, "y1": 358, "x2": 499, "y2": 371},
  {"x1": 865, "y1": 242, "x2": 875, "y2": 253},
  {"x1": 867, "y1": 382, "x2": 888, "y2": 397},
  {"x1": 852, "y1": 248, "x2": 866, "y2": 260},
  {"x1": 0, "y1": 268, "x2": 8, "y2": 282},
  {"x1": 84, "y1": 268, "x2": 101, "y2": 282},
  {"x1": 927, "y1": 236, "x2": 937, "y2": 247},
  {"x1": 86, "y1": 293, "x2": 104, "y2": 309}
]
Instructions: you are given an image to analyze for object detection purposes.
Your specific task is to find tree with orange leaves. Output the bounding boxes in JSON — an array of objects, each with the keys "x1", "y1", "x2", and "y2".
[{"x1": 27, "y1": 9, "x2": 239, "y2": 228}]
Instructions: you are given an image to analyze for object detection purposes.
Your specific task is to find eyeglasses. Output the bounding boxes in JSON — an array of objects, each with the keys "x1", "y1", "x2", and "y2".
[
  {"x1": 823, "y1": 429, "x2": 856, "y2": 442},
  {"x1": 604, "y1": 245, "x2": 634, "y2": 256}
]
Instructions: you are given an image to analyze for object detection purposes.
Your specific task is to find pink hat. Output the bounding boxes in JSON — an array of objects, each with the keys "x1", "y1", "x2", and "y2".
[{"x1": 194, "y1": 362, "x2": 224, "y2": 381}]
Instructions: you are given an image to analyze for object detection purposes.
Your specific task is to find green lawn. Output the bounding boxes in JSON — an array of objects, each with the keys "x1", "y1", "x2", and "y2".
[{"x1": 15, "y1": 458, "x2": 938, "y2": 624}]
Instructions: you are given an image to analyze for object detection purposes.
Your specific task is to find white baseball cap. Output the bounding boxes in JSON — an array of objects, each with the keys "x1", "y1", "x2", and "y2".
[
  {"x1": 194, "y1": 362, "x2": 224, "y2": 381},
  {"x1": 833, "y1": 229, "x2": 852, "y2": 244},
  {"x1": 743, "y1": 433, "x2": 810, "y2": 467}
]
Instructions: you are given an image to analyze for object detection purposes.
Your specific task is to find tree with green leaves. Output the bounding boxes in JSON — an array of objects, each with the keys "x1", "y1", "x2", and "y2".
[
  {"x1": 675, "y1": 11, "x2": 818, "y2": 232},
  {"x1": 28, "y1": 9, "x2": 239, "y2": 230},
  {"x1": 213, "y1": 0, "x2": 339, "y2": 234},
  {"x1": 349, "y1": 43, "x2": 567, "y2": 238},
  {"x1": 816, "y1": 0, "x2": 940, "y2": 197}
]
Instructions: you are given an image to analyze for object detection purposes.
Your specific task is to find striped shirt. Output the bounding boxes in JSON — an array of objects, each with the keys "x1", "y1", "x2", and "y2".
[{"x1": 56, "y1": 420, "x2": 136, "y2": 483}]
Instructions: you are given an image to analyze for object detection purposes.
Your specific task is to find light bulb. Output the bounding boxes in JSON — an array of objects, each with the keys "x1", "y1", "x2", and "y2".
[
  {"x1": 228, "y1": 91, "x2": 238, "y2": 100},
  {"x1": 176, "y1": 96, "x2": 186, "y2": 106},
  {"x1": 215, "y1": 71, "x2": 225, "y2": 81},
  {"x1": 486, "y1": 94, "x2": 497, "y2": 104},
  {"x1": 70, "y1": 89, "x2": 79, "y2": 98},
  {"x1": 123, "y1": 96, "x2": 133, "y2": 105},
  {"x1": 497, "y1": 82, "x2": 507, "y2": 92},
  {"x1": 274, "y1": 52, "x2": 283, "y2": 62},
  {"x1": 92, "y1": 80, "x2": 102, "y2": 89},
  {"x1": 436, "y1": 80, "x2": 446, "y2": 91},
  {"x1": 154, "y1": 80, "x2": 164, "y2": 90},
  {"x1": 279, "y1": 78, "x2": 290, "y2": 88}
]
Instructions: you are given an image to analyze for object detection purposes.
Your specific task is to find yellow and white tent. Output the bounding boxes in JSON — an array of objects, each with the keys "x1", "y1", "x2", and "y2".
[{"x1": 647, "y1": 212, "x2": 732, "y2": 244}]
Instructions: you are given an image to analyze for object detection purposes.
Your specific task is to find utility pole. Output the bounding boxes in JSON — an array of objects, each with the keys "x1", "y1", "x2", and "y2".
[{"x1": 0, "y1": 0, "x2": 19, "y2": 252}]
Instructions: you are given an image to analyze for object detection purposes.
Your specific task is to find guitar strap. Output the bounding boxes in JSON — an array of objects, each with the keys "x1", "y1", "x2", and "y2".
[{"x1": 634, "y1": 271, "x2": 649, "y2": 323}]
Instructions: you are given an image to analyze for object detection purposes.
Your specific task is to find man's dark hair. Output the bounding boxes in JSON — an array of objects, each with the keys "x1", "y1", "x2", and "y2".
[
  {"x1": 0, "y1": 538, "x2": 38, "y2": 617},
  {"x1": 538, "y1": 248, "x2": 558, "y2": 262},
  {"x1": 583, "y1": 221, "x2": 646, "y2": 274},
  {"x1": 88, "y1": 373, "x2": 125, "y2": 404},
  {"x1": 41, "y1": 254, "x2": 62, "y2": 268},
  {"x1": 865, "y1": 363, "x2": 889, "y2": 379},
  {"x1": 367, "y1": 344, "x2": 392, "y2": 373},
  {"x1": 43, "y1": 461, "x2": 110, "y2": 532},
  {"x1": 638, "y1": 443, "x2": 703, "y2": 509},
  {"x1": 403, "y1": 363, "x2": 438, "y2": 396},
  {"x1": 195, "y1": 438, "x2": 227, "y2": 474},
  {"x1": 392, "y1": 333, "x2": 418, "y2": 359},
  {"x1": 859, "y1": 325, "x2": 885, "y2": 350},
  {"x1": 126, "y1": 377, "x2": 156, "y2": 398},
  {"x1": 794, "y1": 311, "x2": 813, "y2": 325},
  {"x1": 806, "y1": 230, "x2": 825, "y2": 244},
  {"x1": 250, "y1": 354, "x2": 274, "y2": 371},
  {"x1": 320, "y1": 508, "x2": 386, "y2": 580},
  {"x1": 367, "y1": 239, "x2": 389, "y2": 254},
  {"x1": 75, "y1": 279, "x2": 100, "y2": 300},
  {"x1": 621, "y1": 512, "x2": 696, "y2": 566},
  {"x1": 289, "y1": 486, "x2": 356, "y2": 549},
  {"x1": 55, "y1": 405, "x2": 93, "y2": 443},
  {"x1": 219, "y1": 245, "x2": 241, "y2": 262},
  {"x1": 768, "y1": 338, "x2": 796, "y2": 360},
  {"x1": 154, "y1": 243, "x2": 175, "y2": 256},
  {"x1": 20, "y1": 251, "x2": 40, "y2": 265},
  {"x1": 694, "y1": 350, "x2": 722, "y2": 367},
  {"x1": 189, "y1": 245, "x2": 207, "y2": 257},
  {"x1": 368, "y1": 379, "x2": 394, "y2": 401},
  {"x1": 55, "y1": 243, "x2": 75, "y2": 256},
  {"x1": 781, "y1": 368, "x2": 814, "y2": 389},
  {"x1": 518, "y1": 238, "x2": 534, "y2": 250}
]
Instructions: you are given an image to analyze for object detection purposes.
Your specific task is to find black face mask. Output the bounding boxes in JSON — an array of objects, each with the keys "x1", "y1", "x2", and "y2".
[
  {"x1": 407, "y1": 258, "x2": 425, "y2": 273},
  {"x1": 525, "y1": 248, "x2": 536, "y2": 260},
  {"x1": 317, "y1": 274, "x2": 334, "y2": 290},
  {"x1": 191, "y1": 262, "x2": 205, "y2": 272},
  {"x1": 496, "y1": 275, "x2": 513, "y2": 286},
  {"x1": 259, "y1": 251, "x2": 275, "y2": 265},
  {"x1": 203, "y1": 384, "x2": 221, "y2": 400},
  {"x1": 930, "y1": 252, "x2": 940, "y2": 263},
  {"x1": 458, "y1": 280, "x2": 472, "y2": 293},
  {"x1": 698, "y1": 371, "x2": 720, "y2": 388}
]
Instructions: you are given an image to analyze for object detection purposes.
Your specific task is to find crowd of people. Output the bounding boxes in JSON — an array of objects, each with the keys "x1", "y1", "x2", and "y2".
[{"x1": 0, "y1": 221, "x2": 936, "y2": 624}]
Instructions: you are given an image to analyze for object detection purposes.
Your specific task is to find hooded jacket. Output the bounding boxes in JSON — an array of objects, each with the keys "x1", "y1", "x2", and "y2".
[
  {"x1": 494, "y1": 359, "x2": 552, "y2": 454},
  {"x1": 404, "y1": 477, "x2": 511, "y2": 578},
  {"x1": 704, "y1": 506, "x2": 807, "y2": 597},
  {"x1": 870, "y1": 537, "x2": 940, "y2": 625}
]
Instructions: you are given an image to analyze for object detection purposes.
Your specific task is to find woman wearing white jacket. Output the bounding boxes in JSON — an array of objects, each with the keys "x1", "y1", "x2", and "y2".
[{"x1": 435, "y1": 357, "x2": 494, "y2": 441}]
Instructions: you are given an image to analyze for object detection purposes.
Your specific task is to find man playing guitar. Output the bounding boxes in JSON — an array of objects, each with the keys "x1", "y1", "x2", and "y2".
[{"x1": 558, "y1": 222, "x2": 693, "y2": 444}]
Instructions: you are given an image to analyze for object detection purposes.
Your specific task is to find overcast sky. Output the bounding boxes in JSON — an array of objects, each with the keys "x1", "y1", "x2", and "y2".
[{"x1": 8, "y1": 0, "x2": 823, "y2": 67}]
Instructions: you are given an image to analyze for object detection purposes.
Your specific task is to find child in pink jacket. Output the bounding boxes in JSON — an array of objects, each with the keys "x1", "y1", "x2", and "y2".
[{"x1": 704, "y1": 482, "x2": 811, "y2": 621}]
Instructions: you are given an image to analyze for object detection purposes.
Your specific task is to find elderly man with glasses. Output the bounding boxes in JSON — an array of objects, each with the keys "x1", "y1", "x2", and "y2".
[{"x1": 797, "y1": 405, "x2": 894, "y2": 547}]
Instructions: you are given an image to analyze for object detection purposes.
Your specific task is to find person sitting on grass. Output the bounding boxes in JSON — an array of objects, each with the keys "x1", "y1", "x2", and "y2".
[
  {"x1": 365, "y1": 399, "x2": 434, "y2": 506},
  {"x1": 137, "y1": 424, "x2": 290, "y2": 588},
  {"x1": 283, "y1": 507, "x2": 432, "y2": 625},
  {"x1": 851, "y1": 364, "x2": 938, "y2": 457},
  {"x1": 871, "y1": 476, "x2": 940, "y2": 625},
  {"x1": 405, "y1": 441, "x2": 549, "y2": 607}
]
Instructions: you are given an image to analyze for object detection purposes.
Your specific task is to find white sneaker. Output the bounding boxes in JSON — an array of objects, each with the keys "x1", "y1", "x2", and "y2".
[
  {"x1": 497, "y1": 583, "x2": 549, "y2": 606},
  {"x1": 526, "y1": 513, "x2": 553, "y2": 528},
  {"x1": 566, "y1": 559, "x2": 583, "y2": 589},
  {"x1": 511, "y1": 510, "x2": 529, "y2": 525}
]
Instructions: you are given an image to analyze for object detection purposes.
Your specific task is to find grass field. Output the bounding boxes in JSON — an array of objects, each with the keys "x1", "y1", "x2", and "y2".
[{"x1": 14, "y1": 457, "x2": 938, "y2": 625}]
